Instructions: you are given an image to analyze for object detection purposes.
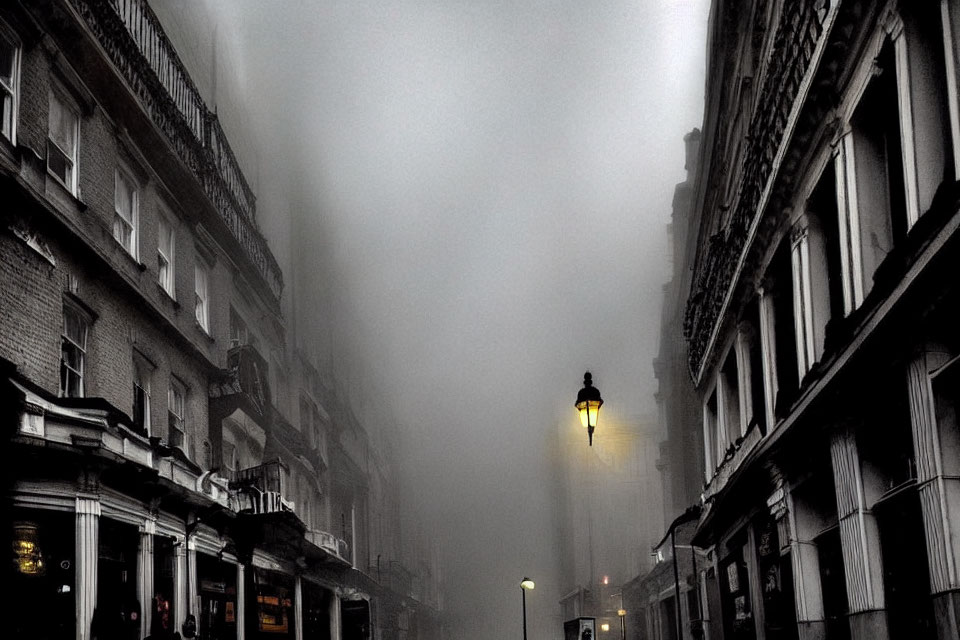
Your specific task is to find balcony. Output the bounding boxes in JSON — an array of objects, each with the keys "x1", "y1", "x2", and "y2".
[
  {"x1": 65, "y1": 0, "x2": 283, "y2": 302},
  {"x1": 210, "y1": 344, "x2": 272, "y2": 426},
  {"x1": 232, "y1": 459, "x2": 294, "y2": 515},
  {"x1": 305, "y1": 529, "x2": 351, "y2": 564}
]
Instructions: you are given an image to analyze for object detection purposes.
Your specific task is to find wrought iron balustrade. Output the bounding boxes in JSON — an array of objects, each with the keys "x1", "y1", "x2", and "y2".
[{"x1": 66, "y1": 0, "x2": 283, "y2": 301}]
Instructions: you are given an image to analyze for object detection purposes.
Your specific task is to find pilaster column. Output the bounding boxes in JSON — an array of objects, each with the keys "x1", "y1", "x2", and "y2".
[
  {"x1": 139, "y1": 519, "x2": 156, "y2": 637},
  {"x1": 295, "y1": 575, "x2": 304, "y2": 640},
  {"x1": 758, "y1": 283, "x2": 779, "y2": 429},
  {"x1": 331, "y1": 592, "x2": 342, "y2": 640},
  {"x1": 174, "y1": 538, "x2": 187, "y2": 633},
  {"x1": 76, "y1": 496, "x2": 101, "y2": 640},
  {"x1": 781, "y1": 488, "x2": 827, "y2": 640},
  {"x1": 791, "y1": 219, "x2": 816, "y2": 377},
  {"x1": 237, "y1": 563, "x2": 246, "y2": 640},
  {"x1": 906, "y1": 344, "x2": 960, "y2": 639},
  {"x1": 187, "y1": 537, "x2": 198, "y2": 619},
  {"x1": 829, "y1": 428, "x2": 889, "y2": 640}
]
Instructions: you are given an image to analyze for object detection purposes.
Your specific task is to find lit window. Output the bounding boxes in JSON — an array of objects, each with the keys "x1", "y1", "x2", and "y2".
[
  {"x1": 113, "y1": 169, "x2": 138, "y2": 259},
  {"x1": 158, "y1": 217, "x2": 175, "y2": 297},
  {"x1": 168, "y1": 379, "x2": 186, "y2": 449},
  {"x1": 47, "y1": 91, "x2": 78, "y2": 193},
  {"x1": 0, "y1": 24, "x2": 20, "y2": 143},
  {"x1": 195, "y1": 263, "x2": 209, "y2": 332},
  {"x1": 133, "y1": 352, "x2": 153, "y2": 435},
  {"x1": 60, "y1": 306, "x2": 87, "y2": 398}
]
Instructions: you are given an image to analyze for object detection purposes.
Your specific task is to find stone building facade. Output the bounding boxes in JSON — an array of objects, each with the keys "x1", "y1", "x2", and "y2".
[
  {"x1": 683, "y1": 1, "x2": 960, "y2": 639},
  {"x1": 0, "y1": 2, "x2": 441, "y2": 640}
]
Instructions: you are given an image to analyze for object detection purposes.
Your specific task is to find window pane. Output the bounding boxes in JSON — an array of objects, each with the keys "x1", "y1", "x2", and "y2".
[
  {"x1": 113, "y1": 215, "x2": 132, "y2": 250},
  {"x1": 48, "y1": 93, "x2": 76, "y2": 153},
  {"x1": 2, "y1": 93, "x2": 11, "y2": 140},
  {"x1": 115, "y1": 173, "x2": 134, "y2": 224},
  {"x1": 47, "y1": 141, "x2": 71, "y2": 185},
  {"x1": 63, "y1": 309, "x2": 85, "y2": 346},
  {"x1": 0, "y1": 36, "x2": 13, "y2": 86}
]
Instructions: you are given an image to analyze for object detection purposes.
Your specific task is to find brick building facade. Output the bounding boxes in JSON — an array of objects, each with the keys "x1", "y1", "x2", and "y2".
[{"x1": 0, "y1": 2, "x2": 441, "y2": 640}]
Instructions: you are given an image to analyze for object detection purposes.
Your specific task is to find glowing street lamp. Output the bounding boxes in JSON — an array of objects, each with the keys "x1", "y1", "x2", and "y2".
[
  {"x1": 521, "y1": 577, "x2": 535, "y2": 640},
  {"x1": 575, "y1": 372, "x2": 603, "y2": 446}
]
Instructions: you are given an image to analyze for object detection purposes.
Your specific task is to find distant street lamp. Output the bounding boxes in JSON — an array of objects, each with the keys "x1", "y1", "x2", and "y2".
[
  {"x1": 575, "y1": 372, "x2": 603, "y2": 446},
  {"x1": 521, "y1": 577, "x2": 535, "y2": 640}
]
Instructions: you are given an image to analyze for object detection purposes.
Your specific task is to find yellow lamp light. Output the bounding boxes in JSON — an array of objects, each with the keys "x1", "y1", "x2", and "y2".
[
  {"x1": 601, "y1": 623, "x2": 611, "y2": 632},
  {"x1": 520, "y1": 578, "x2": 535, "y2": 590},
  {"x1": 618, "y1": 609, "x2": 627, "y2": 617},
  {"x1": 575, "y1": 372, "x2": 603, "y2": 446}
]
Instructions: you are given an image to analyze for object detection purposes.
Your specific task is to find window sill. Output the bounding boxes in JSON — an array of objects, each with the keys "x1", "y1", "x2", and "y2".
[
  {"x1": 45, "y1": 171, "x2": 87, "y2": 212},
  {"x1": 156, "y1": 282, "x2": 180, "y2": 310},
  {"x1": 195, "y1": 322, "x2": 214, "y2": 343}
]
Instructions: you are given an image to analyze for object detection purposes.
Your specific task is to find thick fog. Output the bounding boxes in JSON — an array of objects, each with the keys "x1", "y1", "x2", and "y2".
[{"x1": 179, "y1": 1, "x2": 708, "y2": 638}]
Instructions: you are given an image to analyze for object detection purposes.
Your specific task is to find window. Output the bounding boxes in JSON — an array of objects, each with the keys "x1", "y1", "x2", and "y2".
[
  {"x1": 132, "y1": 352, "x2": 153, "y2": 435},
  {"x1": 229, "y1": 306, "x2": 257, "y2": 348},
  {"x1": 113, "y1": 169, "x2": 138, "y2": 259},
  {"x1": 195, "y1": 263, "x2": 209, "y2": 332},
  {"x1": 168, "y1": 379, "x2": 186, "y2": 449},
  {"x1": 157, "y1": 216, "x2": 175, "y2": 297},
  {"x1": 0, "y1": 23, "x2": 20, "y2": 143},
  {"x1": 47, "y1": 91, "x2": 79, "y2": 193},
  {"x1": 60, "y1": 306, "x2": 87, "y2": 397}
]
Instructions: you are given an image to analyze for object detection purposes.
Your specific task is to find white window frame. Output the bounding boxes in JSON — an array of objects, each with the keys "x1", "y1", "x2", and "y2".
[
  {"x1": 157, "y1": 213, "x2": 176, "y2": 298},
  {"x1": 60, "y1": 304, "x2": 87, "y2": 398},
  {"x1": 47, "y1": 88, "x2": 80, "y2": 195},
  {"x1": 168, "y1": 378, "x2": 186, "y2": 450},
  {"x1": 113, "y1": 167, "x2": 139, "y2": 260},
  {"x1": 0, "y1": 20, "x2": 21, "y2": 145},
  {"x1": 195, "y1": 262, "x2": 210, "y2": 332}
]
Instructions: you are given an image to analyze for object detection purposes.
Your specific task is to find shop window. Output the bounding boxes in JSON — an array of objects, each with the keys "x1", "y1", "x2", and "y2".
[
  {"x1": 814, "y1": 527, "x2": 849, "y2": 640},
  {"x1": 152, "y1": 535, "x2": 176, "y2": 638},
  {"x1": 302, "y1": 581, "x2": 332, "y2": 640},
  {"x1": 60, "y1": 303, "x2": 88, "y2": 398},
  {"x1": 9, "y1": 511, "x2": 76, "y2": 639},
  {"x1": 719, "y1": 544, "x2": 754, "y2": 640},
  {"x1": 875, "y1": 486, "x2": 936, "y2": 638},
  {"x1": 250, "y1": 569, "x2": 295, "y2": 639},
  {"x1": 755, "y1": 517, "x2": 798, "y2": 639},
  {"x1": 198, "y1": 553, "x2": 238, "y2": 640},
  {"x1": 96, "y1": 519, "x2": 139, "y2": 640}
]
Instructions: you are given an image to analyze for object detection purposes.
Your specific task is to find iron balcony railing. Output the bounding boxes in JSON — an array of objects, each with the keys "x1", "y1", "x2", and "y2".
[{"x1": 67, "y1": 0, "x2": 283, "y2": 301}]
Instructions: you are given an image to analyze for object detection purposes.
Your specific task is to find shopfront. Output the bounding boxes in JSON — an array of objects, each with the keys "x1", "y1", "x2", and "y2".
[
  {"x1": 249, "y1": 568, "x2": 296, "y2": 639},
  {"x1": 198, "y1": 552, "x2": 239, "y2": 640},
  {"x1": 9, "y1": 509, "x2": 76, "y2": 640}
]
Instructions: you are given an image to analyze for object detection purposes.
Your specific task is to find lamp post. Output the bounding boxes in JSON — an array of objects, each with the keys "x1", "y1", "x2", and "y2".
[
  {"x1": 521, "y1": 577, "x2": 535, "y2": 640},
  {"x1": 575, "y1": 372, "x2": 603, "y2": 446}
]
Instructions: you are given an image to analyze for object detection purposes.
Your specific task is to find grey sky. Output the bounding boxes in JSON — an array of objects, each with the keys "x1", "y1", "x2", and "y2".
[{"x1": 200, "y1": 1, "x2": 709, "y2": 637}]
